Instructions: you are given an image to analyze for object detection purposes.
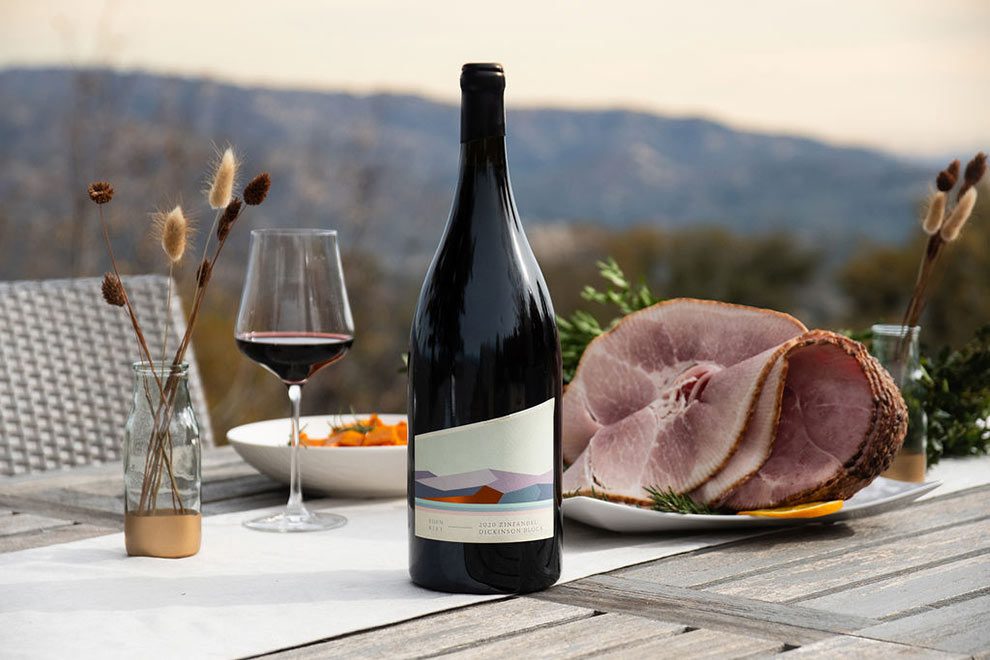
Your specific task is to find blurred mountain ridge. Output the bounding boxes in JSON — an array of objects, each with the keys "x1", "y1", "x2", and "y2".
[{"x1": 0, "y1": 67, "x2": 930, "y2": 281}]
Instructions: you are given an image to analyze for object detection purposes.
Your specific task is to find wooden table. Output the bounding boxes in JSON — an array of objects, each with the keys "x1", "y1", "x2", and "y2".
[{"x1": 2, "y1": 447, "x2": 987, "y2": 659}]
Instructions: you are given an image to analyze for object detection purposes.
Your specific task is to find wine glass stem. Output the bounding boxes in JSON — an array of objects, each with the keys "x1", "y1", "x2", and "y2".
[{"x1": 286, "y1": 383, "x2": 306, "y2": 517}]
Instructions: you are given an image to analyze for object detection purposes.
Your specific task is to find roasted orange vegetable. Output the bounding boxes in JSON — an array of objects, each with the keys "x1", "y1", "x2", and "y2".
[
  {"x1": 301, "y1": 415, "x2": 408, "y2": 447},
  {"x1": 364, "y1": 426, "x2": 401, "y2": 446},
  {"x1": 328, "y1": 430, "x2": 366, "y2": 447},
  {"x1": 298, "y1": 431, "x2": 326, "y2": 447}
]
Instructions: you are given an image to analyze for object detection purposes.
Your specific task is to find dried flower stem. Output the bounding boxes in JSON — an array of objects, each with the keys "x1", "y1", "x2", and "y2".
[
  {"x1": 94, "y1": 201, "x2": 183, "y2": 513},
  {"x1": 139, "y1": 204, "x2": 224, "y2": 506},
  {"x1": 138, "y1": 372, "x2": 182, "y2": 512},
  {"x1": 140, "y1": 187, "x2": 263, "y2": 513},
  {"x1": 138, "y1": 233, "x2": 229, "y2": 511},
  {"x1": 901, "y1": 235, "x2": 942, "y2": 330},
  {"x1": 198, "y1": 208, "x2": 223, "y2": 279},
  {"x1": 96, "y1": 205, "x2": 162, "y2": 391},
  {"x1": 103, "y1": 164, "x2": 268, "y2": 517},
  {"x1": 161, "y1": 266, "x2": 173, "y2": 362},
  {"x1": 896, "y1": 152, "x2": 986, "y2": 371}
]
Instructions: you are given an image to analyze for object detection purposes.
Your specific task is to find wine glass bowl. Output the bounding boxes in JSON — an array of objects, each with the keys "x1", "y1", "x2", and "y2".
[{"x1": 235, "y1": 229, "x2": 354, "y2": 532}]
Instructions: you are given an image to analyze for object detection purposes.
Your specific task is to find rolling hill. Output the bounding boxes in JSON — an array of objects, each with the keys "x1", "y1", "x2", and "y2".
[{"x1": 0, "y1": 67, "x2": 929, "y2": 279}]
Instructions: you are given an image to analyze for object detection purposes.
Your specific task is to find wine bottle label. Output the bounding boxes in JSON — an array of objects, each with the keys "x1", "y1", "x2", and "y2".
[{"x1": 413, "y1": 398, "x2": 555, "y2": 544}]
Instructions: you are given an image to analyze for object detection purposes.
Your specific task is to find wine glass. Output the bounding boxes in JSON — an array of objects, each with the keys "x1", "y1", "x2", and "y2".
[{"x1": 235, "y1": 229, "x2": 355, "y2": 532}]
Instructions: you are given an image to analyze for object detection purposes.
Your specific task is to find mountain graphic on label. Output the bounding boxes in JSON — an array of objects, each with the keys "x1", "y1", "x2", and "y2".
[{"x1": 415, "y1": 469, "x2": 553, "y2": 504}]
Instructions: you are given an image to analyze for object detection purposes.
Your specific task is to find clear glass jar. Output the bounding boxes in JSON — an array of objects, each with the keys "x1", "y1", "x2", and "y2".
[
  {"x1": 123, "y1": 362, "x2": 202, "y2": 557},
  {"x1": 870, "y1": 325, "x2": 927, "y2": 482}
]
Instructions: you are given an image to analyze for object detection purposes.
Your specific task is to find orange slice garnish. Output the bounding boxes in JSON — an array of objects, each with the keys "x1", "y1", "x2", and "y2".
[{"x1": 737, "y1": 500, "x2": 843, "y2": 518}]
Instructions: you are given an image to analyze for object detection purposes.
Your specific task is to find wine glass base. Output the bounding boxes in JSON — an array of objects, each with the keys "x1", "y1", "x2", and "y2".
[{"x1": 243, "y1": 509, "x2": 347, "y2": 533}]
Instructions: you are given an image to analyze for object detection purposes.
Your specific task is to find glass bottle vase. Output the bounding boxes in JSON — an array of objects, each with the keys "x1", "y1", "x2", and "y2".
[
  {"x1": 870, "y1": 324, "x2": 927, "y2": 482},
  {"x1": 123, "y1": 362, "x2": 202, "y2": 557}
]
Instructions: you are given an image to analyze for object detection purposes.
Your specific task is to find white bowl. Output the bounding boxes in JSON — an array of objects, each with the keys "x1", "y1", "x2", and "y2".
[{"x1": 227, "y1": 414, "x2": 406, "y2": 498}]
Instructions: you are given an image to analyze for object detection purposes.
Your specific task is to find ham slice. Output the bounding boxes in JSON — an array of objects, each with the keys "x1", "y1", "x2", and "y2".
[
  {"x1": 718, "y1": 331, "x2": 907, "y2": 509},
  {"x1": 562, "y1": 300, "x2": 907, "y2": 511},
  {"x1": 690, "y1": 355, "x2": 787, "y2": 504},
  {"x1": 563, "y1": 299, "x2": 807, "y2": 499}
]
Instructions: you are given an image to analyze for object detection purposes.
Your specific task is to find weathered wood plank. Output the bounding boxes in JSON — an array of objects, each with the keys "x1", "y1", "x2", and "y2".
[
  {"x1": 598, "y1": 628, "x2": 784, "y2": 659},
  {"x1": 0, "y1": 447, "x2": 280, "y2": 524},
  {"x1": 261, "y1": 598, "x2": 595, "y2": 659},
  {"x1": 202, "y1": 449, "x2": 267, "y2": 475},
  {"x1": 32, "y1": 486, "x2": 124, "y2": 516},
  {"x1": 0, "y1": 511, "x2": 74, "y2": 537},
  {"x1": 0, "y1": 447, "x2": 246, "y2": 495},
  {"x1": 786, "y1": 635, "x2": 966, "y2": 658},
  {"x1": 438, "y1": 612, "x2": 684, "y2": 659},
  {"x1": 201, "y1": 490, "x2": 287, "y2": 516},
  {"x1": 800, "y1": 553, "x2": 990, "y2": 620},
  {"x1": 55, "y1": 466, "x2": 280, "y2": 504},
  {"x1": 0, "y1": 522, "x2": 115, "y2": 554},
  {"x1": 711, "y1": 518, "x2": 990, "y2": 603},
  {"x1": 0, "y1": 462, "x2": 124, "y2": 526},
  {"x1": 0, "y1": 493, "x2": 124, "y2": 528},
  {"x1": 201, "y1": 473, "x2": 283, "y2": 503},
  {"x1": 619, "y1": 486, "x2": 990, "y2": 589},
  {"x1": 531, "y1": 574, "x2": 877, "y2": 645},
  {"x1": 860, "y1": 593, "x2": 990, "y2": 656}
]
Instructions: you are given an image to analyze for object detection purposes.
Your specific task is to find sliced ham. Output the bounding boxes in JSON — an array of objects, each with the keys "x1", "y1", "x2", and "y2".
[
  {"x1": 690, "y1": 355, "x2": 787, "y2": 504},
  {"x1": 563, "y1": 299, "x2": 807, "y2": 499},
  {"x1": 562, "y1": 300, "x2": 907, "y2": 511},
  {"x1": 718, "y1": 331, "x2": 907, "y2": 509}
]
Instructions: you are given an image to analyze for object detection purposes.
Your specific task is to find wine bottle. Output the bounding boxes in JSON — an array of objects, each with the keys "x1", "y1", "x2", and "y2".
[{"x1": 407, "y1": 63, "x2": 563, "y2": 594}]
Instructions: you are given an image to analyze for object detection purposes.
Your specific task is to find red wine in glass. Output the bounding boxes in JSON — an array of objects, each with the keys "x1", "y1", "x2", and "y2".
[
  {"x1": 235, "y1": 332, "x2": 353, "y2": 384},
  {"x1": 234, "y1": 228, "x2": 355, "y2": 533}
]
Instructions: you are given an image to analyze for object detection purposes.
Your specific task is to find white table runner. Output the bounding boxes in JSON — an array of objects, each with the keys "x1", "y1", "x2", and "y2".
[{"x1": 1, "y1": 456, "x2": 987, "y2": 660}]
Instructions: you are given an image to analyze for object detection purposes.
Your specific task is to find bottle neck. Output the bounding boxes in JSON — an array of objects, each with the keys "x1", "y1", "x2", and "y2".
[
  {"x1": 449, "y1": 135, "x2": 516, "y2": 239},
  {"x1": 459, "y1": 136, "x2": 508, "y2": 172},
  {"x1": 461, "y1": 87, "x2": 505, "y2": 144},
  {"x1": 451, "y1": 77, "x2": 514, "y2": 233}
]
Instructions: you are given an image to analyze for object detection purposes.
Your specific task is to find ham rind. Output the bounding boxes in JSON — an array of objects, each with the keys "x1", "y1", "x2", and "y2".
[
  {"x1": 562, "y1": 299, "x2": 806, "y2": 500},
  {"x1": 719, "y1": 331, "x2": 907, "y2": 510}
]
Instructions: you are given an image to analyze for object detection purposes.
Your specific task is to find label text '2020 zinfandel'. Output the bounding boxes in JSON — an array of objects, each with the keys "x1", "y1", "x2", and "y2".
[{"x1": 408, "y1": 63, "x2": 563, "y2": 594}]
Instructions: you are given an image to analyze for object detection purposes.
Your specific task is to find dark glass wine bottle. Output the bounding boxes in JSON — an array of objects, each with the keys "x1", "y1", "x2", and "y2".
[{"x1": 407, "y1": 63, "x2": 563, "y2": 594}]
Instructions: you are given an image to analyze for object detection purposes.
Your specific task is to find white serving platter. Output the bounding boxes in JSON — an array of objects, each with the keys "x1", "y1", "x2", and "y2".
[
  {"x1": 227, "y1": 414, "x2": 406, "y2": 498},
  {"x1": 562, "y1": 477, "x2": 940, "y2": 533}
]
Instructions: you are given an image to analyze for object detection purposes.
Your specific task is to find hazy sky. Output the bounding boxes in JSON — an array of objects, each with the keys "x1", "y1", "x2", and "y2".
[{"x1": 2, "y1": 0, "x2": 988, "y2": 157}]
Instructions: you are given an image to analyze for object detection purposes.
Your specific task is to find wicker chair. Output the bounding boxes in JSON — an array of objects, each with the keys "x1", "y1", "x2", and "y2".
[{"x1": 0, "y1": 275, "x2": 213, "y2": 477}]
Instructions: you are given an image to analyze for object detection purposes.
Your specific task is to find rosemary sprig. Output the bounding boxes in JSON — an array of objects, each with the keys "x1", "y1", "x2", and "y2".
[
  {"x1": 558, "y1": 258, "x2": 658, "y2": 382},
  {"x1": 645, "y1": 486, "x2": 717, "y2": 515},
  {"x1": 332, "y1": 420, "x2": 376, "y2": 434},
  {"x1": 328, "y1": 408, "x2": 377, "y2": 435},
  {"x1": 563, "y1": 484, "x2": 613, "y2": 502}
]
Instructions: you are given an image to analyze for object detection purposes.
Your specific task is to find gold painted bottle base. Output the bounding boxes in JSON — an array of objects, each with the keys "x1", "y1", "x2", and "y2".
[
  {"x1": 882, "y1": 451, "x2": 927, "y2": 483},
  {"x1": 125, "y1": 511, "x2": 202, "y2": 558}
]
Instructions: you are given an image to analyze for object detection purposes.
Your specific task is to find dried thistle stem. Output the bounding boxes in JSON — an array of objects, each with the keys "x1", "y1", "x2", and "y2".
[
  {"x1": 141, "y1": 200, "x2": 247, "y2": 513},
  {"x1": 96, "y1": 201, "x2": 182, "y2": 513},
  {"x1": 161, "y1": 265, "x2": 173, "y2": 362},
  {"x1": 197, "y1": 208, "x2": 224, "y2": 280},
  {"x1": 900, "y1": 234, "x2": 943, "y2": 331},
  {"x1": 96, "y1": 205, "x2": 162, "y2": 393},
  {"x1": 135, "y1": 167, "x2": 269, "y2": 516},
  {"x1": 896, "y1": 152, "x2": 986, "y2": 371}
]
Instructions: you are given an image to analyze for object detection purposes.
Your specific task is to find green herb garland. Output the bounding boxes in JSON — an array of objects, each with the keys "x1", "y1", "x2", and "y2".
[{"x1": 920, "y1": 325, "x2": 990, "y2": 465}]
